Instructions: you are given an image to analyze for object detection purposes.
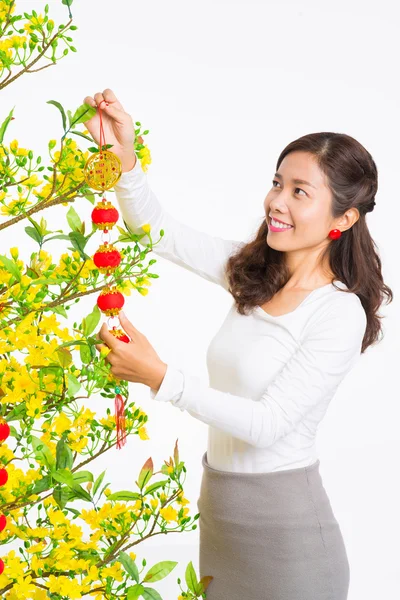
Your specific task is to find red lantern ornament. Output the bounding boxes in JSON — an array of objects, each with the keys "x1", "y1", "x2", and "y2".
[
  {"x1": 0, "y1": 514, "x2": 6, "y2": 532},
  {"x1": 97, "y1": 286, "x2": 125, "y2": 316},
  {"x1": 83, "y1": 98, "x2": 133, "y2": 450},
  {"x1": 0, "y1": 468, "x2": 8, "y2": 486},
  {"x1": 0, "y1": 419, "x2": 10, "y2": 443},
  {"x1": 91, "y1": 200, "x2": 119, "y2": 231},
  {"x1": 109, "y1": 328, "x2": 130, "y2": 344},
  {"x1": 93, "y1": 243, "x2": 121, "y2": 274},
  {"x1": 0, "y1": 558, "x2": 4, "y2": 575}
]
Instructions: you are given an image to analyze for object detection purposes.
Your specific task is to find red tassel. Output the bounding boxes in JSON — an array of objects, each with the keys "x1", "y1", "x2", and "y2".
[{"x1": 115, "y1": 393, "x2": 127, "y2": 449}]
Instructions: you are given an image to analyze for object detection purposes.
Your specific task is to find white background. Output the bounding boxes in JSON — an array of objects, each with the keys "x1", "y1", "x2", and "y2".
[{"x1": 2, "y1": 1, "x2": 400, "y2": 598}]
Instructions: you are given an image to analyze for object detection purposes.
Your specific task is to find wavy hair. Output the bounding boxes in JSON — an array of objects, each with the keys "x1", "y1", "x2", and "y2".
[{"x1": 225, "y1": 132, "x2": 393, "y2": 353}]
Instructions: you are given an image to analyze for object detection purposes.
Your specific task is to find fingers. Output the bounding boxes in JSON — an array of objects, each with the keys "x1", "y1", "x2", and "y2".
[
  {"x1": 103, "y1": 88, "x2": 125, "y2": 111},
  {"x1": 83, "y1": 89, "x2": 124, "y2": 111},
  {"x1": 83, "y1": 95, "x2": 97, "y2": 108},
  {"x1": 94, "y1": 91, "x2": 106, "y2": 108}
]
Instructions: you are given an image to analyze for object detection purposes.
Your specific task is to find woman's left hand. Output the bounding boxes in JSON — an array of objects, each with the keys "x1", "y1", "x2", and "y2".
[{"x1": 95, "y1": 311, "x2": 167, "y2": 391}]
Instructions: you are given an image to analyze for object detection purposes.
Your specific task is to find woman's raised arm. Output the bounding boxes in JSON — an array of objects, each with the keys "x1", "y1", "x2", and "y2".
[{"x1": 114, "y1": 158, "x2": 245, "y2": 290}]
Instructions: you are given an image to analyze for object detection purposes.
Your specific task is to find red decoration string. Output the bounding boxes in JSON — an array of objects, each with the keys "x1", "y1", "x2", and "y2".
[
  {"x1": 115, "y1": 393, "x2": 127, "y2": 449},
  {"x1": 96, "y1": 99, "x2": 127, "y2": 449},
  {"x1": 97, "y1": 99, "x2": 107, "y2": 153}
]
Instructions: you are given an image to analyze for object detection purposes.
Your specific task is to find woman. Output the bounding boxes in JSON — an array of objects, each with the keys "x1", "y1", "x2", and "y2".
[{"x1": 84, "y1": 89, "x2": 393, "y2": 600}]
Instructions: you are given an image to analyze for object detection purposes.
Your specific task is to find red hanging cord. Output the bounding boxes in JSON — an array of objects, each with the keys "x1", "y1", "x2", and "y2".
[{"x1": 97, "y1": 100, "x2": 127, "y2": 449}]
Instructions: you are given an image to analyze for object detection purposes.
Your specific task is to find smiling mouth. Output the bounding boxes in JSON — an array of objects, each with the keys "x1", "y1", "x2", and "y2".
[{"x1": 268, "y1": 216, "x2": 294, "y2": 228}]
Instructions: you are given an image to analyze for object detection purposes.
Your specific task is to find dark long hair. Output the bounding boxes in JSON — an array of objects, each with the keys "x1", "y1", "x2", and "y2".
[{"x1": 225, "y1": 132, "x2": 393, "y2": 354}]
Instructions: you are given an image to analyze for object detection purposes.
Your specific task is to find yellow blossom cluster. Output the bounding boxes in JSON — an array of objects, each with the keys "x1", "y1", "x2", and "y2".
[
  {"x1": 98, "y1": 411, "x2": 149, "y2": 441},
  {"x1": 0, "y1": 312, "x2": 83, "y2": 422},
  {"x1": 0, "y1": 495, "x2": 138, "y2": 599},
  {"x1": 53, "y1": 250, "x2": 97, "y2": 287},
  {"x1": 41, "y1": 405, "x2": 95, "y2": 455},
  {"x1": 137, "y1": 145, "x2": 152, "y2": 172},
  {"x1": 0, "y1": 138, "x2": 90, "y2": 215},
  {"x1": 0, "y1": 0, "x2": 16, "y2": 21},
  {"x1": 0, "y1": 445, "x2": 41, "y2": 507}
]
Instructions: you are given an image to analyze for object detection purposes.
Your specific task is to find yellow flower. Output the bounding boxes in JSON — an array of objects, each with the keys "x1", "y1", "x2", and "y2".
[
  {"x1": 138, "y1": 426, "x2": 149, "y2": 440},
  {"x1": 53, "y1": 412, "x2": 72, "y2": 436},
  {"x1": 159, "y1": 505, "x2": 178, "y2": 523},
  {"x1": 9, "y1": 247, "x2": 18, "y2": 259},
  {"x1": 100, "y1": 562, "x2": 124, "y2": 582},
  {"x1": 23, "y1": 174, "x2": 43, "y2": 188},
  {"x1": 11, "y1": 35, "x2": 27, "y2": 49},
  {"x1": 141, "y1": 223, "x2": 151, "y2": 234}
]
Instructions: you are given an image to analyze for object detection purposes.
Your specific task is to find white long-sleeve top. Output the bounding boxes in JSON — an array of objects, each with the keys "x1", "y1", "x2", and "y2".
[{"x1": 113, "y1": 158, "x2": 367, "y2": 473}]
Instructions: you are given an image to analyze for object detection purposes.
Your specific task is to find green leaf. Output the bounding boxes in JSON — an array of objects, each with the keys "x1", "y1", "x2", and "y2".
[
  {"x1": 31, "y1": 435, "x2": 56, "y2": 470},
  {"x1": 142, "y1": 588, "x2": 163, "y2": 600},
  {"x1": 30, "y1": 277, "x2": 61, "y2": 285},
  {"x1": 143, "y1": 561, "x2": 178, "y2": 583},
  {"x1": 53, "y1": 485, "x2": 74, "y2": 509},
  {"x1": 62, "y1": 0, "x2": 74, "y2": 6},
  {"x1": 82, "y1": 304, "x2": 101, "y2": 337},
  {"x1": 0, "y1": 254, "x2": 21, "y2": 282},
  {"x1": 43, "y1": 234, "x2": 72, "y2": 243},
  {"x1": 57, "y1": 339, "x2": 87, "y2": 348},
  {"x1": 66, "y1": 205, "x2": 82, "y2": 232},
  {"x1": 56, "y1": 347, "x2": 72, "y2": 368},
  {"x1": 0, "y1": 106, "x2": 16, "y2": 144},
  {"x1": 143, "y1": 480, "x2": 169, "y2": 496},
  {"x1": 69, "y1": 102, "x2": 96, "y2": 127},
  {"x1": 106, "y1": 491, "x2": 142, "y2": 501},
  {"x1": 118, "y1": 551, "x2": 139, "y2": 582},
  {"x1": 138, "y1": 457, "x2": 153, "y2": 490},
  {"x1": 31, "y1": 475, "x2": 51, "y2": 495},
  {"x1": 56, "y1": 438, "x2": 73, "y2": 470},
  {"x1": 71, "y1": 129, "x2": 94, "y2": 142},
  {"x1": 68, "y1": 231, "x2": 90, "y2": 260},
  {"x1": 79, "y1": 343, "x2": 92, "y2": 364},
  {"x1": 47, "y1": 100, "x2": 67, "y2": 132},
  {"x1": 51, "y1": 468, "x2": 92, "y2": 502},
  {"x1": 126, "y1": 585, "x2": 145, "y2": 600},
  {"x1": 84, "y1": 191, "x2": 95, "y2": 205},
  {"x1": 72, "y1": 470, "x2": 93, "y2": 484},
  {"x1": 67, "y1": 373, "x2": 81, "y2": 396},
  {"x1": 185, "y1": 561, "x2": 202, "y2": 595},
  {"x1": 52, "y1": 305, "x2": 68, "y2": 319},
  {"x1": 24, "y1": 226, "x2": 42, "y2": 245},
  {"x1": 69, "y1": 485, "x2": 92, "y2": 502},
  {"x1": 93, "y1": 470, "x2": 106, "y2": 496}
]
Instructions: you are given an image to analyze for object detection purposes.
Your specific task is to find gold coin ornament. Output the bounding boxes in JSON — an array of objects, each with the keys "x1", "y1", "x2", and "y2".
[{"x1": 84, "y1": 149, "x2": 122, "y2": 191}]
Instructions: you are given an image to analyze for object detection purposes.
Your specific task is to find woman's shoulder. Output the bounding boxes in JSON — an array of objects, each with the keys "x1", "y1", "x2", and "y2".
[{"x1": 313, "y1": 281, "x2": 367, "y2": 336}]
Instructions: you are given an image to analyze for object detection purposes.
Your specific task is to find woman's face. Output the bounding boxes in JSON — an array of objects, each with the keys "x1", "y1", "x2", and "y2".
[{"x1": 264, "y1": 151, "x2": 338, "y2": 252}]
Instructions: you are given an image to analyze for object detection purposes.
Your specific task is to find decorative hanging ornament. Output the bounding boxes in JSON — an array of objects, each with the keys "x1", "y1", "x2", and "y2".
[
  {"x1": 0, "y1": 419, "x2": 10, "y2": 444},
  {"x1": 83, "y1": 98, "x2": 132, "y2": 449},
  {"x1": 97, "y1": 286, "x2": 125, "y2": 316},
  {"x1": 0, "y1": 468, "x2": 8, "y2": 486},
  {"x1": 0, "y1": 514, "x2": 6, "y2": 532}
]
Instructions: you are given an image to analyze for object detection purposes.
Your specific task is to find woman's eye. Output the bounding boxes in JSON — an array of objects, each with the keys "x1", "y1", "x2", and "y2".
[{"x1": 272, "y1": 180, "x2": 306, "y2": 196}]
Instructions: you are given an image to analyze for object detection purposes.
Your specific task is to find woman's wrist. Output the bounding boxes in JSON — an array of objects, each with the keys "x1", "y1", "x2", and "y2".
[{"x1": 121, "y1": 152, "x2": 137, "y2": 173}]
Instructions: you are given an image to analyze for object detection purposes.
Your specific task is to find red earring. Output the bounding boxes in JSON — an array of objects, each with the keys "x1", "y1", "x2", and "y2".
[{"x1": 328, "y1": 229, "x2": 341, "y2": 240}]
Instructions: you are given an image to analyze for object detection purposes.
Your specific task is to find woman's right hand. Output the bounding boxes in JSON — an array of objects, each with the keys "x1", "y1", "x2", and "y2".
[{"x1": 82, "y1": 88, "x2": 137, "y2": 172}]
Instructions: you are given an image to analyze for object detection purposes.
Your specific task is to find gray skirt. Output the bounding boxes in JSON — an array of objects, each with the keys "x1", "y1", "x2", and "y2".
[{"x1": 197, "y1": 451, "x2": 350, "y2": 600}]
